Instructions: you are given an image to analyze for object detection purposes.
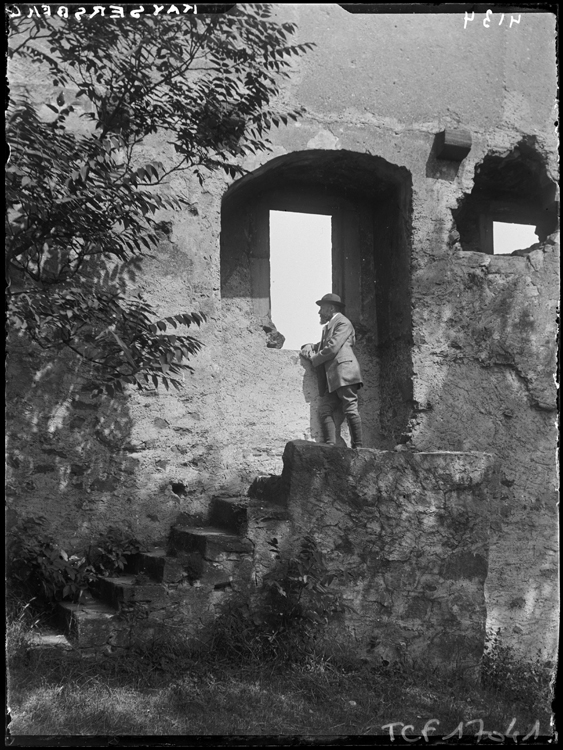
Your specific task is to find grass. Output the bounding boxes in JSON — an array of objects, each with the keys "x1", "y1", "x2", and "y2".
[{"x1": 6, "y1": 629, "x2": 555, "y2": 739}]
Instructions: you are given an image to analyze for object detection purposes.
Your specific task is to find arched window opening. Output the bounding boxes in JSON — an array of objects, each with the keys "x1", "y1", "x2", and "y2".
[{"x1": 220, "y1": 149, "x2": 414, "y2": 446}]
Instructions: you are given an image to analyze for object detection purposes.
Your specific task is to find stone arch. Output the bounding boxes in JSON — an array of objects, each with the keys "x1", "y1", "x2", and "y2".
[{"x1": 220, "y1": 149, "x2": 414, "y2": 447}]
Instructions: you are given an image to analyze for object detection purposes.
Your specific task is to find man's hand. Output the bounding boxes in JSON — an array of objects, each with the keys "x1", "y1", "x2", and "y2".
[{"x1": 300, "y1": 344, "x2": 314, "y2": 359}]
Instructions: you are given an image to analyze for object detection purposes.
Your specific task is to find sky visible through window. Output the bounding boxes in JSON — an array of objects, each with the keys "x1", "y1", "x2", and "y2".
[
  {"x1": 270, "y1": 210, "x2": 332, "y2": 350},
  {"x1": 270, "y1": 216, "x2": 537, "y2": 349},
  {"x1": 493, "y1": 222, "x2": 538, "y2": 254}
]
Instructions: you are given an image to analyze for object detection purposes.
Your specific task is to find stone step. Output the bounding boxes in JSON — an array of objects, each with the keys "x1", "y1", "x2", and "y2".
[
  {"x1": 95, "y1": 575, "x2": 169, "y2": 609},
  {"x1": 58, "y1": 598, "x2": 125, "y2": 650},
  {"x1": 183, "y1": 552, "x2": 254, "y2": 589},
  {"x1": 170, "y1": 525, "x2": 253, "y2": 561},
  {"x1": 27, "y1": 628, "x2": 74, "y2": 653},
  {"x1": 130, "y1": 548, "x2": 188, "y2": 584},
  {"x1": 248, "y1": 474, "x2": 287, "y2": 505},
  {"x1": 247, "y1": 503, "x2": 291, "y2": 525},
  {"x1": 209, "y1": 497, "x2": 249, "y2": 534}
]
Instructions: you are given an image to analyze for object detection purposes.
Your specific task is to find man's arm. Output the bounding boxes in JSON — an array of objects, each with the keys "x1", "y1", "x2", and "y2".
[
  {"x1": 300, "y1": 341, "x2": 320, "y2": 359},
  {"x1": 310, "y1": 318, "x2": 352, "y2": 367}
]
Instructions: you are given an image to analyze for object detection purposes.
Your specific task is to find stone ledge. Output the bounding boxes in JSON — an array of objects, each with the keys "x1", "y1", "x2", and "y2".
[
  {"x1": 170, "y1": 525, "x2": 254, "y2": 560},
  {"x1": 28, "y1": 630, "x2": 73, "y2": 652},
  {"x1": 96, "y1": 576, "x2": 169, "y2": 608}
]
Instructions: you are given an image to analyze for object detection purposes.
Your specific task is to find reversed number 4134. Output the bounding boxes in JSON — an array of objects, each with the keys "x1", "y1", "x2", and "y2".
[{"x1": 464, "y1": 11, "x2": 521, "y2": 29}]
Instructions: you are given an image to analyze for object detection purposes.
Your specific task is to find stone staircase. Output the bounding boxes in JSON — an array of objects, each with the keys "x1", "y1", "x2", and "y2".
[
  {"x1": 31, "y1": 487, "x2": 291, "y2": 658},
  {"x1": 24, "y1": 440, "x2": 499, "y2": 671},
  {"x1": 42, "y1": 497, "x2": 256, "y2": 656}
]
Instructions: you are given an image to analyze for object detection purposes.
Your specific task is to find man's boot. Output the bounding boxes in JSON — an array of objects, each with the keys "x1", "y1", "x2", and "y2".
[
  {"x1": 320, "y1": 415, "x2": 337, "y2": 445},
  {"x1": 348, "y1": 414, "x2": 363, "y2": 449}
]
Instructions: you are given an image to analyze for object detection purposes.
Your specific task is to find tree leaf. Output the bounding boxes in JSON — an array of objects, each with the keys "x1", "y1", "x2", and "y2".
[{"x1": 6, "y1": 7, "x2": 312, "y2": 397}]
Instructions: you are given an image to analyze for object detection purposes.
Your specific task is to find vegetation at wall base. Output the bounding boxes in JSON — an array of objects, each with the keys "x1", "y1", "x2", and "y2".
[
  {"x1": 7, "y1": 5, "x2": 314, "y2": 395},
  {"x1": 7, "y1": 517, "x2": 146, "y2": 610},
  {"x1": 7, "y1": 625, "x2": 554, "y2": 738},
  {"x1": 6, "y1": 528, "x2": 555, "y2": 737},
  {"x1": 480, "y1": 628, "x2": 554, "y2": 719},
  {"x1": 208, "y1": 536, "x2": 350, "y2": 665}
]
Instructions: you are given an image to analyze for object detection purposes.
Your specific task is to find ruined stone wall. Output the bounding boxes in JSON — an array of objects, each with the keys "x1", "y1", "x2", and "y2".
[
  {"x1": 408, "y1": 242, "x2": 559, "y2": 660},
  {"x1": 248, "y1": 441, "x2": 500, "y2": 671},
  {"x1": 6, "y1": 7, "x2": 558, "y2": 660}
]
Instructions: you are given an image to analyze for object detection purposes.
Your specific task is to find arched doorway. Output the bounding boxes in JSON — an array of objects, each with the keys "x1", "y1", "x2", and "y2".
[{"x1": 220, "y1": 150, "x2": 413, "y2": 448}]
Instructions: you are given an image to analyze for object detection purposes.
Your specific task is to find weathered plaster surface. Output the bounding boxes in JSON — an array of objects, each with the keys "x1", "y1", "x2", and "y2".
[{"x1": 408, "y1": 240, "x2": 559, "y2": 658}]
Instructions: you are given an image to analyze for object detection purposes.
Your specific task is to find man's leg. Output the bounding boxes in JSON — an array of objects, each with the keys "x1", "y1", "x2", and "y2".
[
  {"x1": 318, "y1": 391, "x2": 339, "y2": 444},
  {"x1": 337, "y1": 385, "x2": 363, "y2": 448}
]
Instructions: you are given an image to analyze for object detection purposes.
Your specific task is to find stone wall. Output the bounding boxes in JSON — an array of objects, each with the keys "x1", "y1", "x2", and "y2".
[
  {"x1": 249, "y1": 441, "x2": 499, "y2": 671},
  {"x1": 408, "y1": 240, "x2": 559, "y2": 657},
  {"x1": 6, "y1": 7, "x2": 558, "y2": 660}
]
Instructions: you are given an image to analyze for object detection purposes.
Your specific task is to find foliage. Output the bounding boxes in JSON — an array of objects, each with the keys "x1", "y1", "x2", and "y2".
[
  {"x1": 7, "y1": 517, "x2": 97, "y2": 605},
  {"x1": 86, "y1": 527, "x2": 145, "y2": 577},
  {"x1": 7, "y1": 517, "x2": 145, "y2": 605},
  {"x1": 209, "y1": 536, "x2": 347, "y2": 664},
  {"x1": 6, "y1": 596, "x2": 46, "y2": 670},
  {"x1": 481, "y1": 628, "x2": 553, "y2": 715},
  {"x1": 6, "y1": 5, "x2": 314, "y2": 394},
  {"x1": 261, "y1": 535, "x2": 346, "y2": 635}
]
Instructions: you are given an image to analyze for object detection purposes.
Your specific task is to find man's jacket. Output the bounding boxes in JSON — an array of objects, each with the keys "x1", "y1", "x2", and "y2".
[{"x1": 310, "y1": 312, "x2": 363, "y2": 395}]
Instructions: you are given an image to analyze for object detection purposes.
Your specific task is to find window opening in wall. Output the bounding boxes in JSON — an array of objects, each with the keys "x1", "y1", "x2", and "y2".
[
  {"x1": 269, "y1": 210, "x2": 332, "y2": 350},
  {"x1": 452, "y1": 139, "x2": 557, "y2": 255},
  {"x1": 493, "y1": 222, "x2": 538, "y2": 255}
]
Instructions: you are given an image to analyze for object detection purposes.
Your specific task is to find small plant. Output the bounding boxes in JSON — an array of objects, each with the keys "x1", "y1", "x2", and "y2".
[
  {"x1": 7, "y1": 519, "x2": 146, "y2": 610},
  {"x1": 481, "y1": 628, "x2": 553, "y2": 715},
  {"x1": 86, "y1": 527, "x2": 145, "y2": 577},
  {"x1": 261, "y1": 536, "x2": 346, "y2": 637},
  {"x1": 6, "y1": 597, "x2": 44, "y2": 668},
  {"x1": 7, "y1": 517, "x2": 96, "y2": 607},
  {"x1": 209, "y1": 536, "x2": 347, "y2": 665}
]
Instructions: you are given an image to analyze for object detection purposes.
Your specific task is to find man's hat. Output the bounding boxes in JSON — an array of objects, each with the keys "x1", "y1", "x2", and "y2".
[{"x1": 316, "y1": 293, "x2": 345, "y2": 308}]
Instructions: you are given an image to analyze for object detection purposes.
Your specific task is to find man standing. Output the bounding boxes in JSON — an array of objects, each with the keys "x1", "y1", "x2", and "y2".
[{"x1": 300, "y1": 293, "x2": 363, "y2": 449}]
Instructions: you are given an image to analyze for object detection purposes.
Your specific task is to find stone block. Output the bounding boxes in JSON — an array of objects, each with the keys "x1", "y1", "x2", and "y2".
[
  {"x1": 248, "y1": 502, "x2": 291, "y2": 525},
  {"x1": 202, "y1": 555, "x2": 254, "y2": 589},
  {"x1": 133, "y1": 548, "x2": 187, "y2": 583},
  {"x1": 434, "y1": 129, "x2": 472, "y2": 161},
  {"x1": 96, "y1": 575, "x2": 169, "y2": 608},
  {"x1": 170, "y1": 526, "x2": 253, "y2": 561},
  {"x1": 28, "y1": 630, "x2": 73, "y2": 652},
  {"x1": 209, "y1": 497, "x2": 249, "y2": 534},
  {"x1": 58, "y1": 600, "x2": 122, "y2": 649}
]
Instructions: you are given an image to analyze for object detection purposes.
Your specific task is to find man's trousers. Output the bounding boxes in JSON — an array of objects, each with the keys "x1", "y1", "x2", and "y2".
[{"x1": 318, "y1": 384, "x2": 363, "y2": 448}]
